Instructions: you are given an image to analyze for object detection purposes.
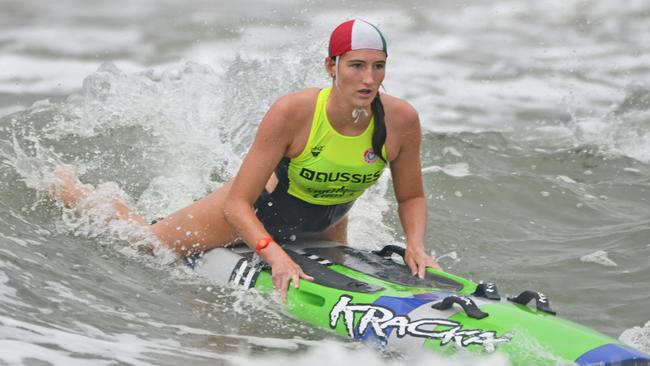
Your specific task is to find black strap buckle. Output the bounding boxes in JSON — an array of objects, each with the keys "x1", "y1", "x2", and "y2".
[
  {"x1": 473, "y1": 282, "x2": 501, "y2": 300},
  {"x1": 508, "y1": 290, "x2": 556, "y2": 315},
  {"x1": 432, "y1": 295, "x2": 489, "y2": 319}
]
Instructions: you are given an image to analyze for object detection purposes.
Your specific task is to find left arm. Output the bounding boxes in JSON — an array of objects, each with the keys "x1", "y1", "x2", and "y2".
[{"x1": 389, "y1": 103, "x2": 442, "y2": 277}]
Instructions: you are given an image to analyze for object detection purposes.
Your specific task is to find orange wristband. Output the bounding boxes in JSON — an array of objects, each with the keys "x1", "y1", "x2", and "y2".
[{"x1": 255, "y1": 237, "x2": 275, "y2": 254}]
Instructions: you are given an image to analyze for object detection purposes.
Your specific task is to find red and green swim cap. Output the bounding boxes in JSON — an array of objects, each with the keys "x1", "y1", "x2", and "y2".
[{"x1": 328, "y1": 19, "x2": 387, "y2": 58}]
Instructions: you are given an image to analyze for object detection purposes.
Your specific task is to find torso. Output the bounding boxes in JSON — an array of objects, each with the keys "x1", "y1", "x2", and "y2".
[
  {"x1": 255, "y1": 86, "x2": 417, "y2": 238},
  {"x1": 265, "y1": 86, "x2": 415, "y2": 197},
  {"x1": 275, "y1": 87, "x2": 386, "y2": 205},
  {"x1": 283, "y1": 87, "x2": 407, "y2": 162}
]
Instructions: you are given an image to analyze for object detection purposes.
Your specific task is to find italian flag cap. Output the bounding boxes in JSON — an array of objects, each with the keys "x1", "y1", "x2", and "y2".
[{"x1": 328, "y1": 19, "x2": 387, "y2": 58}]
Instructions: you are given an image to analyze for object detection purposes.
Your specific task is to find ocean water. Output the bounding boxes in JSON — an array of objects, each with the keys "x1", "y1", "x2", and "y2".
[{"x1": 1, "y1": 0, "x2": 649, "y2": 365}]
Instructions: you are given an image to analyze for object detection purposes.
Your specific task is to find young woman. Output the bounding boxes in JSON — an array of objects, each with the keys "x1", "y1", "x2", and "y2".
[{"x1": 50, "y1": 19, "x2": 441, "y2": 301}]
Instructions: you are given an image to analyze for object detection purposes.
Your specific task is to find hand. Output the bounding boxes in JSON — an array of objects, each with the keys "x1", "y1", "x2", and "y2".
[
  {"x1": 404, "y1": 243, "x2": 442, "y2": 278},
  {"x1": 264, "y1": 246, "x2": 314, "y2": 302}
]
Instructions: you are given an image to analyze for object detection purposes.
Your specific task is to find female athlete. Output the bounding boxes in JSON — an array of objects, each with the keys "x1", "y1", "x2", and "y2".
[{"x1": 50, "y1": 19, "x2": 441, "y2": 301}]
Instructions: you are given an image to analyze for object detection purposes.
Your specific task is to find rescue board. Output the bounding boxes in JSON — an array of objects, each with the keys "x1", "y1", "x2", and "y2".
[{"x1": 193, "y1": 240, "x2": 650, "y2": 365}]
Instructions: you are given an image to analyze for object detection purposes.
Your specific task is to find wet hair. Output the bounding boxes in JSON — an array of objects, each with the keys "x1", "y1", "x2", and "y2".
[{"x1": 371, "y1": 93, "x2": 387, "y2": 163}]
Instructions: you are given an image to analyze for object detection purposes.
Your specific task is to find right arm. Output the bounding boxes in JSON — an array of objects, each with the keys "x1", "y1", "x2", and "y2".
[{"x1": 224, "y1": 92, "x2": 314, "y2": 301}]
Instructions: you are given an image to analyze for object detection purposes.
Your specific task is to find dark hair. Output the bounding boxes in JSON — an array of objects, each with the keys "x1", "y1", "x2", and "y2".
[{"x1": 371, "y1": 93, "x2": 387, "y2": 163}]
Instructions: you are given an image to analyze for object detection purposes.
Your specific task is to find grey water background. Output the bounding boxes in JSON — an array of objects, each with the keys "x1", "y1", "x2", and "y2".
[{"x1": 1, "y1": 0, "x2": 649, "y2": 365}]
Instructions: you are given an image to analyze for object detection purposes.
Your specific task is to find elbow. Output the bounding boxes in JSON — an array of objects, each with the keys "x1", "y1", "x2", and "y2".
[
  {"x1": 223, "y1": 194, "x2": 252, "y2": 227},
  {"x1": 223, "y1": 196, "x2": 239, "y2": 227}
]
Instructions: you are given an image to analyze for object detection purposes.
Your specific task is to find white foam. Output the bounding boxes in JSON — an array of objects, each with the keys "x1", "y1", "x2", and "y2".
[
  {"x1": 2, "y1": 309, "x2": 511, "y2": 366},
  {"x1": 349, "y1": 174, "x2": 395, "y2": 250},
  {"x1": 564, "y1": 113, "x2": 650, "y2": 164},
  {"x1": 43, "y1": 281, "x2": 92, "y2": 305},
  {"x1": 442, "y1": 146, "x2": 463, "y2": 158},
  {"x1": 0, "y1": 315, "x2": 232, "y2": 365},
  {"x1": 0, "y1": 55, "x2": 145, "y2": 94},
  {"x1": 0, "y1": 269, "x2": 19, "y2": 306},
  {"x1": 580, "y1": 250, "x2": 618, "y2": 267},
  {"x1": 623, "y1": 167, "x2": 642, "y2": 173},
  {"x1": 422, "y1": 163, "x2": 471, "y2": 177},
  {"x1": 436, "y1": 251, "x2": 460, "y2": 265},
  {"x1": 556, "y1": 175, "x2": 577, "y2": 184},
  {"x1": 230, "y1": 340, "x2": 511, "y2": 366},
  {"x1": 620, "y1": 320, "x2": 650, "y2": 354},
  {"x1": 0, "y1": 233, "x2": 28, "y2": 247}
]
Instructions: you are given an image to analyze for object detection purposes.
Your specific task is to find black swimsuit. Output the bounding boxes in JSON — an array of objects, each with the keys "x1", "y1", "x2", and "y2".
[{"x1": 253, "y1": 157, "x2": 354, "y2": 241}]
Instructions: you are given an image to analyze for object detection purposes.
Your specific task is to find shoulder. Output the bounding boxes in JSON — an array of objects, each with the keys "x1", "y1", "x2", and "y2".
[
  {"x1": 266, "y1": 88, "x2": 320, "y2": 124},
  {"x1": 256, "y1": 88, "x2": 320, "y2": 137},
  {"x1": 381, "y1": 93, "x2": 420, "y2": 134},
  {"x1": 257, "y1": 88, "x2": 319, "y2": 146}
]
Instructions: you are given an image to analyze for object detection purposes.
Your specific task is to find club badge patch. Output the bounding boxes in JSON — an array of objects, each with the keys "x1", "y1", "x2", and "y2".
[{"x1": 363, "y1": 148, "x2": 377, "y2": 164}]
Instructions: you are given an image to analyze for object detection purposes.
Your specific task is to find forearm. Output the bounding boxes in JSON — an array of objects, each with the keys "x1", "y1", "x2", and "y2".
[
  {"x1": 398, "y1": 196, "x2": 442, "y2": 273},
  {"x1": 223, "y1": 198, "x2": 285, "y2": 264},
  {"x1": 224, "y1": 198, "x2": 268, "y2": 247},
  {"x1": 397, "y1": 196, "x2": 427, "y2": 249},
  {"x1": 223, "y1": 196, "x2": 310, "y2": 297}
]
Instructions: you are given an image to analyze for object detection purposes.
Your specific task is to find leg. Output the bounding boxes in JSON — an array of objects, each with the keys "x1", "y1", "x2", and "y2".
[
  {"x1": 50, "y1": 166, "x2": 151, "y2": 226},
  {"x1": 150, "y1": 180, "x2": 240, "y2": 256},
  {"x1": 49, "y1": 166, "x2": 239, "y2": 257},
  {"x1": 318, "y1": 215, "x2": 348, "y2": 244}
]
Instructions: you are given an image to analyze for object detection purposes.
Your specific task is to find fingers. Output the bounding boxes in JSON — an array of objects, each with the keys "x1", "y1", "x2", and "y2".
[
  {"x1": 272, "y1": 274, "x2": 291, "y2": 303},
  {"x1": 409, "y1": 257, "x2": 426, "y2": 279},
  {"x1": 405, "y1": 250, "x2": 425, "y2": 278},
  {"x1": 300, "y1": 271, "x2": 314, "y2": 282},
  {"x1": 417, "y1": 259, "x2": 426, "y2": 279},
  {"x1": 406, "y1": 249, "x2": 443, "y2": 278},
  {"x1": 427, "y1": 257, "x2": 443, "y2": 271},
  {"x1": 281, "y1": 280, "x2": 289, "y2": 303},
  {"x1": 272, "y1": 275, "x2": 285, "y2": 297},
  {"x1": 405, "y1": 255, "x2": 418, "y2": 277},
  {"x1": 271, "y1": 262, "x2": 313, "y2": 303}
]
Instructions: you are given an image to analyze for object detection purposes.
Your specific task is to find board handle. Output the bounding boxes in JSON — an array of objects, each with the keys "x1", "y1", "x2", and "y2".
[
  {"x1": 473, "y1": 282, "x2": 502, "y2": 300},
  {"x1": 371, "y1": 245, "x2": 405, "y2": 258},
  {"x1": 508, "y1": 290, "x2": 557, "y2": 315},
  {"x1": 431, "y1": 295, "x2": 489, "y2": 319}
]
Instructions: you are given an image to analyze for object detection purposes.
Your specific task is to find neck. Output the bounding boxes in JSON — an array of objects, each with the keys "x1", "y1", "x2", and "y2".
[{"x1": 327, "y1": 86, "x2": 372, "y2": 127}]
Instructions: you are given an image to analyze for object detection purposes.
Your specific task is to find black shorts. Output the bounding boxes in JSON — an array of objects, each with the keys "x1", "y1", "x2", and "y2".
[{"x1": 253, "y1": 188, "x2": 354, "y2": 242}]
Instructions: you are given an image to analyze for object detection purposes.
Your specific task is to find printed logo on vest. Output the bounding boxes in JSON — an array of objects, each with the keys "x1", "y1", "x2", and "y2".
[
  {"x1": 311, "y1": 145, "x2": 325, "y2": 157},
  {"x1": 363, "y1": 148, "x2": 377, "y2": 164}
]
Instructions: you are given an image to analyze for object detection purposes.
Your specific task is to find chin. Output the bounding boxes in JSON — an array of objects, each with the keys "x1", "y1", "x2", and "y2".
[{"x1": 353, "y1": 97, "x2": 373, "y2": 107}]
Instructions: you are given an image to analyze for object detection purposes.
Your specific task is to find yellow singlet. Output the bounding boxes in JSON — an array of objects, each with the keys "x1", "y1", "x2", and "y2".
[{"x1": 281, "y1": 87, "x2": 387, "y2": 205}]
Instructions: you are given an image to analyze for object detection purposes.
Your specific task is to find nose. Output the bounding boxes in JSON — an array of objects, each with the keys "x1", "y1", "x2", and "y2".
[{"x1": 362, "y1": 68, "x2": 374, "y2": 85}]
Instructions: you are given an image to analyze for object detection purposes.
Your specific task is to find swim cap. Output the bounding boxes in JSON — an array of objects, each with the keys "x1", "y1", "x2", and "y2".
[{"x1": 328, "y1": 19, "x2": 387, "y2": 58}]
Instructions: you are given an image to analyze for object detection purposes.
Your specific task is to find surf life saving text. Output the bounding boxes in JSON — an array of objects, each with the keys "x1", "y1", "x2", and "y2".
[
  {"x1": 329, "y1": 295, "x2": 511, "y2": 352},
  {"x1": 298, "y1": 168, "x2": 383, "y2": 199}
]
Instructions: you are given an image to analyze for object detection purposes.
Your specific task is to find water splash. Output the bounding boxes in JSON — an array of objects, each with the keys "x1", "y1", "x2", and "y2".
[{"x1": 620, "y1": 320, "x2": 650, "y2": 354}]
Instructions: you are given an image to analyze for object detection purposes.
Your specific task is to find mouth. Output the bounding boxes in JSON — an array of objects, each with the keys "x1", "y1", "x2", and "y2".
[{"x1": 357, "y1": 88, "x2": 373, "y2": 98}]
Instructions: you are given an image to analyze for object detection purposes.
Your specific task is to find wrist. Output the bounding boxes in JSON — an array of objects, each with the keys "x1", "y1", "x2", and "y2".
[
  {"x1": 259, "y1": 242, "x2": 286, "y2": 265},
  {"x1": 255, "y1": 236, "x2": 277, "y2": 254},
  {"x1": 406, "y1": 240, "x2": 424, "y2": 249}
]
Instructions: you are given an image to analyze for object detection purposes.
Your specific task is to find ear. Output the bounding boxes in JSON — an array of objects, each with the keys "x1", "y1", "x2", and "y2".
[{"x1": 324, "y1": 57, "x2": 336, "y2": 78}]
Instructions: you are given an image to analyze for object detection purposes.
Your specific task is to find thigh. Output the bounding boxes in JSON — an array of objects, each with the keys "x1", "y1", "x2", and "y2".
[
  {"x1": 150, "y1": 180, "x2": 240, "y2": 256},
  {"x1": 318, "y1": 215, "x2": 348, "y2": 244}
]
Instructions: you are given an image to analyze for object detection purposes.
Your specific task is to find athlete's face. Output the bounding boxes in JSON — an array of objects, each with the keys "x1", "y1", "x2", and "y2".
[{"x1": 327, "y1": 49, "x2": 386, "y2": 107}]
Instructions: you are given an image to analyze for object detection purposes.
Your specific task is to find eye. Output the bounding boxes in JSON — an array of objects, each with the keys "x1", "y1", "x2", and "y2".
[
  {"x1": 374, "y1": 63, "x2": 386, "y2": 70},
  {"x1": 351, "y1": 63, "x2": 364, "y2": 69}
]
